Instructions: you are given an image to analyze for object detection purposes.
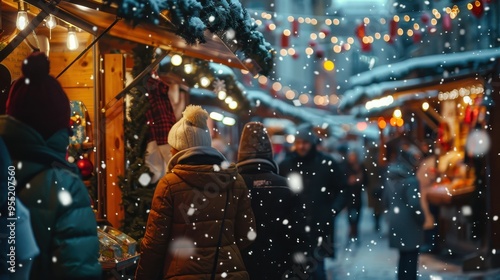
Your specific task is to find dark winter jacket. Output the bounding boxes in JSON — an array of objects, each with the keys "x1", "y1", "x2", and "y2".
[
  {"x1": 0, "y1": 116, "x2": 101, "y2": 279},
  {"x1": 237, "y1": 159, "x2": 303, "y2": 280},
  {"x1": 278, "y1": 147, "x2": 348, "y2": 258},
  {"x1": 135, "y1": 146, "x2": 256, "y2": 280},
  {"x1": 384, "y1": 162, "x2": 425, "y2": 251}
]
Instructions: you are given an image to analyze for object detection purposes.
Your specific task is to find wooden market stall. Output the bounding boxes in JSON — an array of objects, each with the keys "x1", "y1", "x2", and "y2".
[
  {"x1": 339, "y1": 48, "x2": 500, "y2": 271},
  {"x1": 1, "y1": 0, "x2": 273, "y2": 274}
]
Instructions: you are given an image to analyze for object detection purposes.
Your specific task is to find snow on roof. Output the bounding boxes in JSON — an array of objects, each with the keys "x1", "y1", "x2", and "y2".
[
  {"x1": 349, "y1": 48, "x2": 500, "y2": 87},
  {"x1": 339, "y1": 48, "x2": 500, "y2": 112}
]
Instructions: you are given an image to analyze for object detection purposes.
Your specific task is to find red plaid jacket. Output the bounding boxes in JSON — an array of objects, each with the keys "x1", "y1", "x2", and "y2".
[{"x1": 145, "y1": 77, "x2": 177, "y2": 145}]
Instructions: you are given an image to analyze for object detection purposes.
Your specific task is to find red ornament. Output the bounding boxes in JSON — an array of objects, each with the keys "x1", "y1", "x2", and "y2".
[
  {"x1": 315, "y1": 46, "x2": 325, "y2": 59},
  {"x1": 292, "y1": 53, "x2": 299, "y2": 60},
  {"x1": 413, "y1": 30, "x2": 422, "y2": 44},
  {"x1": 388, "y1": 19, "x2": 398, "y2": 44},
  {"x1": 281, "y1": 33, "x2": 290, "y2": 48},
  {"x1": 470, "y1": 0, "x2": 485, "y2": 18},
  {"x1": 356, "y1": 23, "x2": 366, "y2": 40},
  {"x1": 442, "y1": 13, "x2": 452, "y2": 32},
  {"x1": 292, "y1": 19, "x2": 299, "y2": 37},
  {"x1": 421, "y1": 12, "x2": 430, "y2": 24},
  {"x1": 320, "y1": 25, "x2": 330, "y2": 37},
  {"x1": 77, "y1": 158, "x2": 94, "y2": 179},
  {"x1": 308, "y1": 40, "x2": 317, "y2": 47}
]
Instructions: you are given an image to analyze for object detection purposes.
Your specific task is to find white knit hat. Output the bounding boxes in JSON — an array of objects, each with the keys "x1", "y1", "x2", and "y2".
[{"x1": 168, "y1": 105, "x2": 212, "y2": 151}]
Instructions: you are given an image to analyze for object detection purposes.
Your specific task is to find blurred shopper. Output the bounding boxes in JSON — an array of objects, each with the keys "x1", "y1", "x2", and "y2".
[
  {"x1": 384, "y1": 138, "x2": 425, "y2": 280},
  {"x1": 237, "y1": 121, "x2": 303, "y2": 279},
  {"x1": 136, "y1": 105, "x2": 256, "y2": 280},
  {"x1": 344, "y1": 150, "x2": 366, "y2": 244},
  {"x1": 364, "y1": 145, "x2": 385, "y2": 232},
  {"x1": 0, "y1": 51, "x2": 101, "y2": 279},
  {"x1": 278, "y1": 123, "x2": 348, "y2": 280}
]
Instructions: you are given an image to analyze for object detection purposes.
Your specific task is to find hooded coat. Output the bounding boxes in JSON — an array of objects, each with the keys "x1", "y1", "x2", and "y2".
[
  {"x1": 135, "y1": 146, "x2": 256, "y2": 280},
  {"x1": 0, "y1": 116, "x2": 101, "y2": 279},
  {"x1": 384, "y1": 161, "x2": 425, "y2": 251}
]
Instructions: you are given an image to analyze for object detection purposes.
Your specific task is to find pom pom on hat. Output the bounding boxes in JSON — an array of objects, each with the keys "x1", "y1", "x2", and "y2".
[
  {"x1": 6, "y1": 51, "x2": 71, "y2": 140},
  {"x1": 237, "y1": 122, "x2": 274, "y2": 163},
  {"x1": 168, "y1": 105, "x2": 212, "y2": 151}
]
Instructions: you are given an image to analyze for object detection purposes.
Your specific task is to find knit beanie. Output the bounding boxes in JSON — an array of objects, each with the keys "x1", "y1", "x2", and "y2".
[
  {"x1": 237, "y1": 121, "x2": 274, "y2": 163},
  {"x1": 6, "y1": 51, "x2": 71, "y2": 140},
  {"x1": 295, "y1": 123, "x2": 318, "y2": 144},
  {"x1": 168, "y1": 105, "x2": 212, "y2": 151}
]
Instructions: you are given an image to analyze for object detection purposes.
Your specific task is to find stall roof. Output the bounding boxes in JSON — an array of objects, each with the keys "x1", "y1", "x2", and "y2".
[
  {"x1": 339, "y1": 47, "x2": 500, "y2": 112},
  {"x1": 1, "y1": 0, "x2": 270, "y2": 74}
]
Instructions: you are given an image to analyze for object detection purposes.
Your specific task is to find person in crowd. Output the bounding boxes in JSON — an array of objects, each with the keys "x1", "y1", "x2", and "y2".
[
  {"x1": 0, "y1": 137, "x2": 40, "y2": 279},
  {"x1": 236, "y1": 121, "x2": 303, "y2": 279},
  {"x1": 135, "y1": 105, "x2": 256, "y2": 280},
  {"x1": 0, "y1": 51, "x2": 101, "y2": 279},
  {"x1": 344, "y1": 150, "x2": 366, "y2": 244},
  {"x1": 364, "y1": 144, "x2": 385, "y2": 232},
  {"x1": 416, "y1": 140, "x2": 440, "y2": 253},
  {"x1": 383, "y1": 137, "x2": 425, "y2": 280},
  {"x1": 278, "y1": 123, "x2": 348, "y2": 280}
]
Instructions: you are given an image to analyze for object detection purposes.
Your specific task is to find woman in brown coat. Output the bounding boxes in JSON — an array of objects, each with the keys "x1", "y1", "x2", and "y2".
[{"x1": 135, "y1": 105, "x2": 256, "y2": 280}]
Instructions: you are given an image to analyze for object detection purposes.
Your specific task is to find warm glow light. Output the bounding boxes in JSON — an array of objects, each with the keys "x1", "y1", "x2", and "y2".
[
  {"x1": 171, "y1": 54, "x2": 183, "y2": 66},
  {"x1": 422, "y1": 102, "x2": 430, "y2": 111},
  {"x1": 287, "y1": 48, "x2": 296, "y2": 55},
  {"x1": 393, "y1": 109, "x2": 402, "y2": 118},
  {"x1": 184, "y1": 64, "x2": 193, "y2": 74},
  {"x1": 333, "y1": 19, "x2": 340, "y2": 25},
  {"x1": 404, "y1": 15, "x2": 410, "y2": 22},
  {"x1": 378, "y1": 118, "x2": 387, "y2": 129},
  {"x1": 258, "y1": 75, "x2": 268, "y2": 85},
  {"x1": 347, "y1": 37, "x2": 354, "y2": 44},
  {"x1": 283, "y1": 29, "x2": 291, "y2": 36},
  {"x1": 299, "y1": 94, "x2": 309, "y2": 104},
  {"x1": 325, "y1": 19, "x2": 332, "y2": 25},
  {"x1": 310, "y1": 33, "x2": 318, "y2": 40},
  {"x1": 209, "y1": 112, "x2": 224, "y2": 121},
  {"x1": 46, "y1": 14, "x2": 56, "y2": 29},
  {"x1": 285, "y1": 90, "x2": 295, "y2": 100},
  {"x1": 331, "y1": 37, "x2": 338, "y2": 44},
  {"x1": 280, "y1": 49, "x2": 288, "y2": 56},
  {"x1": 396, "y1": 118, "x2": 404, "y2": 127},
  {"x1": 67, "y1": 27, "x2": 79, "y2": 51},
  {"x1": 224, "y1": 96, "x2": 233, "y2": 104},
  {"x1": 272, "y1": 82, "x2": 282, "y2": 91},
  {"x1": 323, "y1": 60, "x2": 335, "y2": 71},
  {"x1": 16, "y1": 11, "x2": 28, "y2": 31},
  {"x1": 333, "y1": 45, "x2": 342, "y2": 53},
  {"x1": 228, "y1": 101, "x2": 238, "y2": 110},
  {"x1": 217, "y1": 91, "x2": 227, "y2": 100},
  {"x1": 356, "y1": 122, "x2": 368, "y2": 131},
  {"x1": 200, "y1": 77, "x2": 211, "y2": 87},
  {"x1": 305, "y1": 47, "x2": 314, "y2": 55},
  {"x1": 365, "y1": 95, "x2": 394, "y2": 110},
  {"x1": 222, "y1": 117, "x2": 236, "y2": 126},
  {"x1": 329, "y1": 94, "x2": 339, "y2": 105}
]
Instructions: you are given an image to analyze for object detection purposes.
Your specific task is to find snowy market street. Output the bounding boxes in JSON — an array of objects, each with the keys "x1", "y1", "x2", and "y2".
[{"x1": 328, "y1": 203, "x2": 500, "y2": 280}]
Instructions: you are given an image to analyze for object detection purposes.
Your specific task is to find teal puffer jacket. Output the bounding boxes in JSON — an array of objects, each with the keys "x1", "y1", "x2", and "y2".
[{"x1": 0, "y1": 116, "x2": 101, "y2": 279}]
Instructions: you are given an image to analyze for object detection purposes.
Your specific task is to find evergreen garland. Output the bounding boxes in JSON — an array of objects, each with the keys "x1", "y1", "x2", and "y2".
[
  {"x1": 107, "y1": 0, "x2": 274, "y2": 76},
  {"x1": 118, "y1": 44, "x2": 156, "y2": 241}
]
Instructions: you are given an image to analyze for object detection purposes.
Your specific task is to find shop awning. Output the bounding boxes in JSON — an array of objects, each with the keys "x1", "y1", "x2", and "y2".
[
  {"x1": 1, "y1": 0, "x2": 273, "y2": 75},
  {"x1": 339, "y1": 48, "x2": 500, "y2": 112}
]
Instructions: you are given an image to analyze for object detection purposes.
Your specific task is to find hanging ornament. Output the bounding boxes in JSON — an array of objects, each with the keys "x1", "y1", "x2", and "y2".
[
  {"x1": 308, "y1": 40, "x2": 317, "y2": 47},
  {"x1": 469, "y1": 0, "x2": 485, "y2": 18},
  {"x1": 421, "y1": 12, "x2": 430, "y2": 24},
  {"x1": 292, "y1": 53, "x2": 299, "y2": 60},
  {"x1": 413, "y1": 30, "x2": 422, "y2": 44},
  {"x1": 77, "y1": 157, "x2": 94, "y2": 179},
  {"x1": 388, "y1": 19, "x2": 398, "y2": 44},
  {"x1": 281, "y1": 33, "x2": 290, "y2": 48},
  {"x1": 320, "y1": 25, "x2": 330, "y2": 37},
  {"x1": 356, "y1": 23, "x2": 371, "y2": 52},
  {"x1": 315, "y1": 46, "x2": 325, "y2": 59},
  {"x1": 265, "y1": 20, "x2": 275, "y2": 32},
  {"x1": 292, "y1": 19, "x2": 299, "y2": 37},
  {"x1": 442, "y1": 13, "x2": 452, "y2": 32}
]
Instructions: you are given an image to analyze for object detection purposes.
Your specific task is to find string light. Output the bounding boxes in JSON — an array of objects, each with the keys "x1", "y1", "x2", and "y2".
[
  {"x1": 16, "y1": 1, "x2": 28, "y2": 31},
  {"x1": 67, "y1": 26, "x2": 79, "y2": 51}
]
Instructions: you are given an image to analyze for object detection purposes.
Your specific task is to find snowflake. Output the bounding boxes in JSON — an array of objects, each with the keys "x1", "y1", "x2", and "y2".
[{"x1": 213, "y1": 78, "x2": 226, "y2": 93}]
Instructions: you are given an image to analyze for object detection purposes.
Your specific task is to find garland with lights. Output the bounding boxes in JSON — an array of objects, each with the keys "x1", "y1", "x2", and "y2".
[
  {"x1": 107, "y1": 0, "x2": 275, "y2": 76},
  {"x1": 118, "y1": 44, "x2": 155, "y2": 241}
]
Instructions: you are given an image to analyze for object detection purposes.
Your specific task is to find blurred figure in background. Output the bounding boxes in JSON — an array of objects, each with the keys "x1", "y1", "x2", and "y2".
[
  {"x1": 278, "y1": 123, "x2": 348, "y2": 280},
  {"x1": 384, "y1": 137, "x2": 424, "y2": 280},
  {"x1": 237, "y1": 122, "x2": 302, "y2": 279},
  {"x1": 344, "y1": 150, "x2": 366, "y2": 244},
  {"x1": 364, "y1": 144, "x2": 385, "y2": 232}
]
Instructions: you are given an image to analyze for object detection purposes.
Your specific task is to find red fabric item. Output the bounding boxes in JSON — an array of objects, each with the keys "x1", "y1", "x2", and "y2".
[{"x1": 144, "y1": 77, "x2": 177, "y2": 145}]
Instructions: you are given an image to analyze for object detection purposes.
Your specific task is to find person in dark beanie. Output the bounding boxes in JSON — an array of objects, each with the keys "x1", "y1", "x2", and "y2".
[
  {"x1": 383, "y1": 137, "x2": 425, "y2": 280},
  {"x1": 236, "y1": 122, "x2": 303, "y2": 280},
  {"x1": 136, "y1": 105, "x2": 256, "y2": 280},
  {"x1": 278, "y1": 123, "x2": 348, "y2": 280},
  {"x1": 0, "y1": 51, "x2": 101, "y2": 280}
]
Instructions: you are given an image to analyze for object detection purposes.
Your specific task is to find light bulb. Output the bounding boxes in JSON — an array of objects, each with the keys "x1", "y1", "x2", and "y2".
[
  {"x1": 67, "y1": 28, "x2": 79, "y2": 50},
  {"x1": 184, "y1": 64, "x2": 193, "y2": 74},
  {"x1": 16, "y1": 11, "x2": 28, "y2": 30},
  {"x1": 200, "y1": 77, "x2": 211, "y2": 87},
  {"x1": 46, "y1": 15, "x2": 56, "y2": 30},
  {"x1": 171, "y1": 54, "x2": 183, "y2": 66}
]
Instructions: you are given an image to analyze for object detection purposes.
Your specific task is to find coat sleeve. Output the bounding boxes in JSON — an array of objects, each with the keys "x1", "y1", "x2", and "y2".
[
  {"x1": 233, "y1": 177, "x2": 256, "y2": 250},
  {"x1": 135, "y1": 177, "x2": 174, "y2": 280},
  {"x1": 52, "y1": 173, "x2": 102, "y2": 280}
]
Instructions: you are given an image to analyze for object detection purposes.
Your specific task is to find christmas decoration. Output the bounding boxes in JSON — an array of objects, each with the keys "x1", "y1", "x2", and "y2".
[
  {"x1": 281, "y1": 33, "x2": 290, "y2": 48},
  {"x1": 388, "y1": 19, "x2": 398, "y2": 44},
  {"x1": 212, "y1": 78, "x2": 226, "y2": 93},
  {"x1": 356, "y1": 23, "x2": 371, "y2": 52},
  {"x1": 442, "y1": 13, "x2": 452, "y2": 32},
  {"x1": 292, "y1": 19, "x2": 299, "y2": 37},
  {"x1": 315, "y1": 46, "x2": 325, "y2": 59},
  {"x1": 469, "y1": 0, "x2": 485, "y2": 18},
  {"x1": 77, "y1": 157, "x2": 94, "y2": 179},
  {"x1": 413, "y1": 30, "x2": 422, "y2": 44}
]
